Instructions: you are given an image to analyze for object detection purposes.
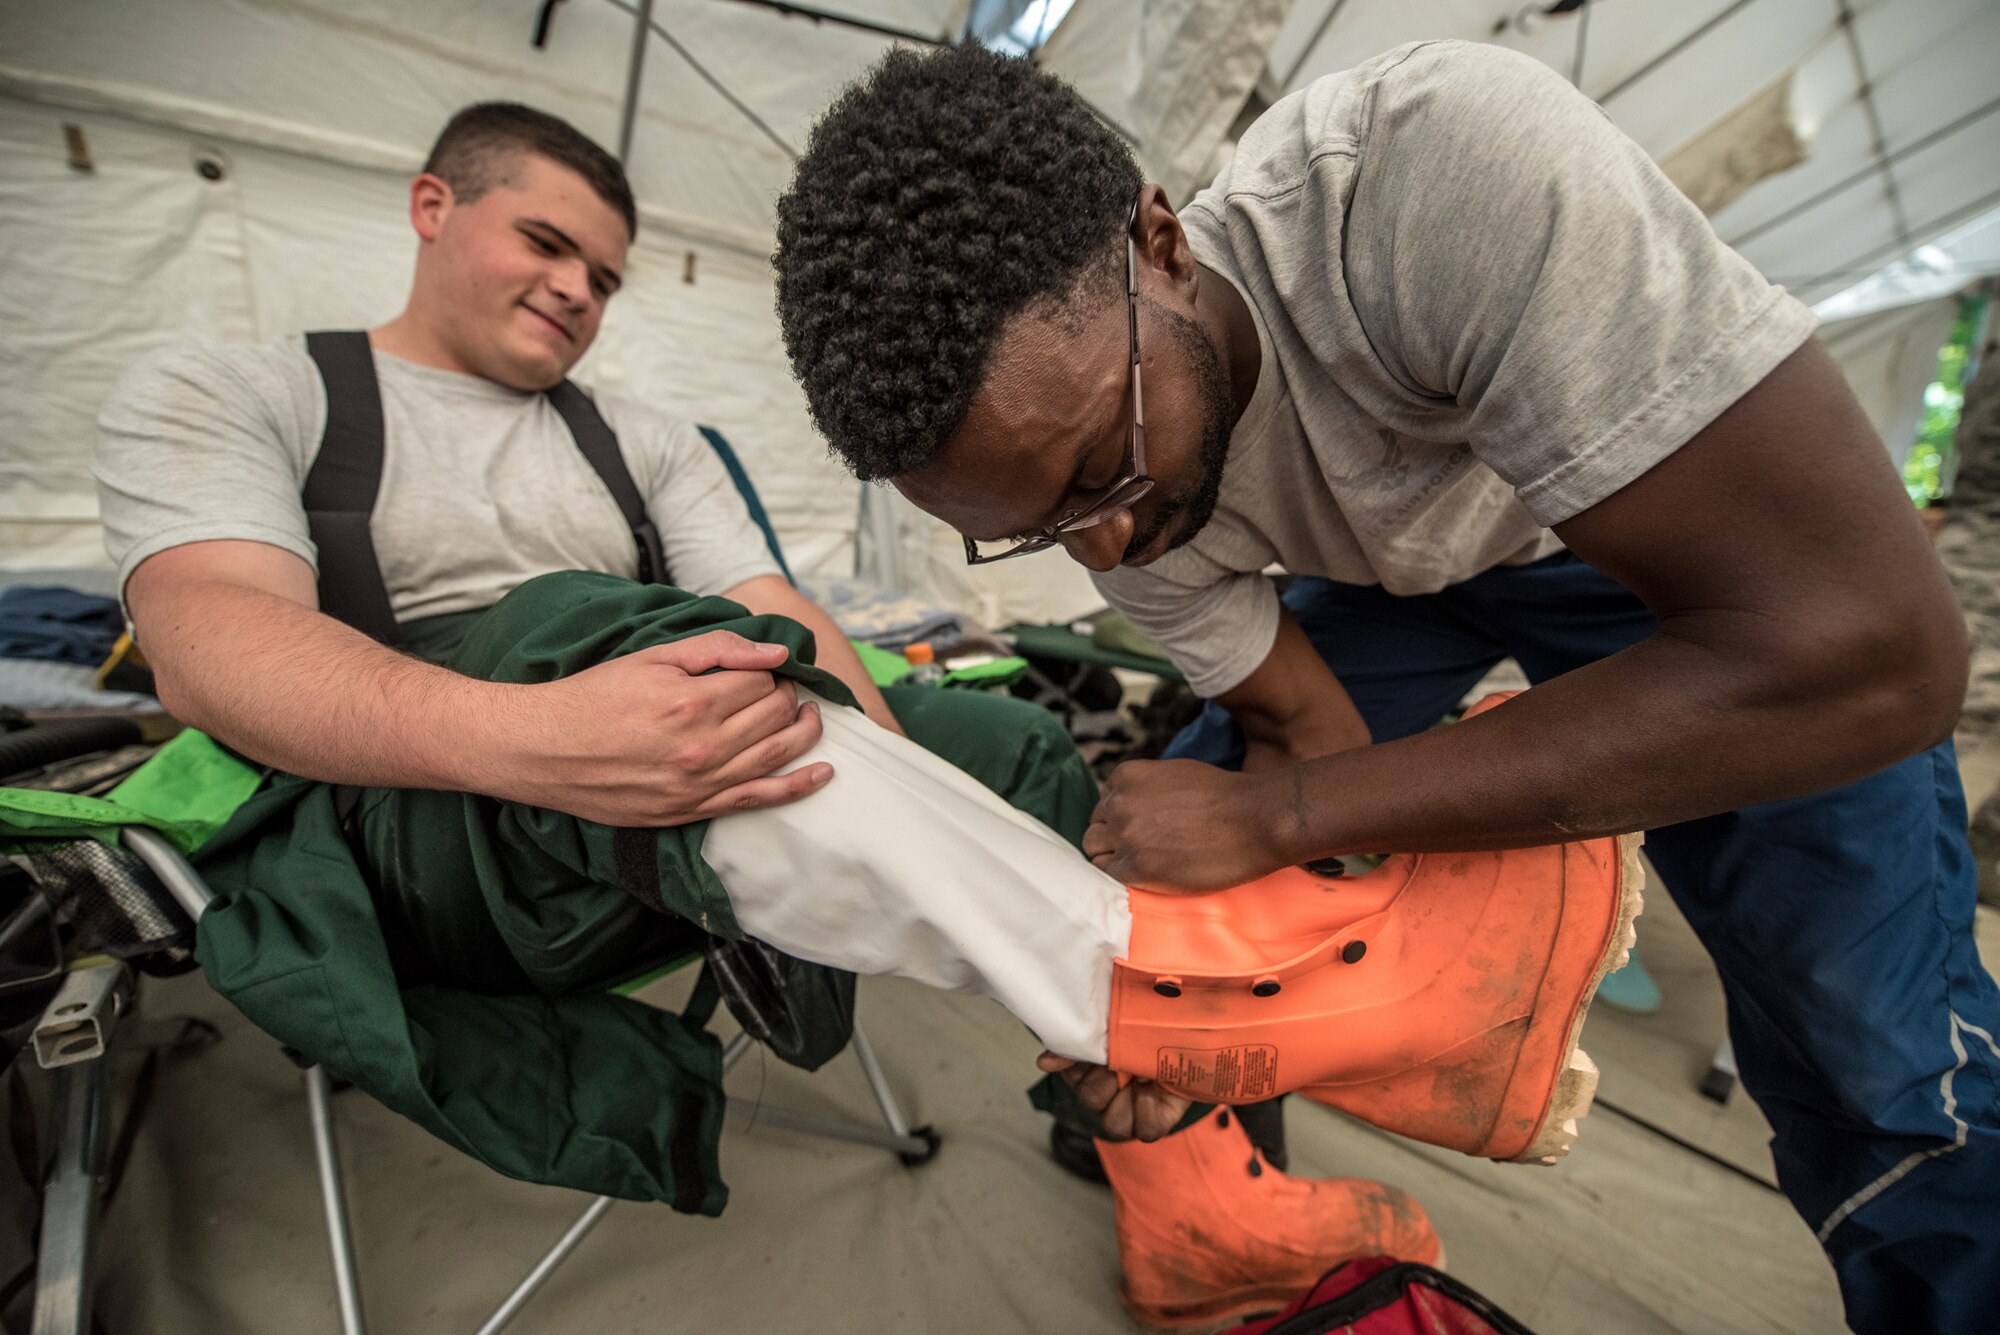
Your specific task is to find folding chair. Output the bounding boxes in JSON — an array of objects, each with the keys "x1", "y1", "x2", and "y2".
[{"x1": 19, "y1": 825, "x2": 936, "y2": 1335}]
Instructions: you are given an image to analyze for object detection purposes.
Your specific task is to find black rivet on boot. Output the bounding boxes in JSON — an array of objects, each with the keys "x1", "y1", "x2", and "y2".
[
  {"x1": 1253, "y1": 981, "x2": 1281, "y2": 997},
  {"x1": 1247, "y1": 1155, "x2": 1263, "y2": 1177},
  {"x1": 1341, "y1": 940, "x2": 1367, "y2": 964},
  {"x1": 1216, "y1": 1109, "x2": 1230, "y2": 1129},
  {"x1": 1154, "y1": 981, "x2": 1182, "y2": 998}
]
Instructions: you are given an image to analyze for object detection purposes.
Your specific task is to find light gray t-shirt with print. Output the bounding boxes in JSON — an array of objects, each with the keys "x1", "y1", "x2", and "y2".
[
  {"x1": 95, "y1": 336, "x2": 781, "y2": 622},
  {"x1": 1092, "y1": 41, "x2": 1819, "y2": 699}
]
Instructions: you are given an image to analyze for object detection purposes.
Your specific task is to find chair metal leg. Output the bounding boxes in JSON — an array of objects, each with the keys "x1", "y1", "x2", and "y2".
[
  {"x1": 473, "y1": 1195, "x2": 615, "y2": 1335},
  {"x1": 473, "y1": 1028, "x2": 758, "y2": 1333},
  {"x1": 31, "y1": 1057, "x2": 106, "y2": 1335},
  {"x1": 304, "y1": 1065, "x2": 368, "y2": 1335},
  {"x1": 722, "y1": 1024, "x2": 938, "y2": 1164},
  {"x1": 849, "y1": 1025, "x2": 908, "y2": 1137}
]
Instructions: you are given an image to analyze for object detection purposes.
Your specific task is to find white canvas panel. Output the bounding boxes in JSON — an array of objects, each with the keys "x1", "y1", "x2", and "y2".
[
  {"x1": 0, "y1": 100, "x2": 257, "y2": 569},
  {"x1": 1822, "y1": 296, "x2": 1961, "y2": 472}
]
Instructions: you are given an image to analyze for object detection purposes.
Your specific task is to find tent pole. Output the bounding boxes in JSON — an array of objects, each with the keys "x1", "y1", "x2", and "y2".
[{"x1": 617, "y1": 0, "x2": 656, "y2": 162}]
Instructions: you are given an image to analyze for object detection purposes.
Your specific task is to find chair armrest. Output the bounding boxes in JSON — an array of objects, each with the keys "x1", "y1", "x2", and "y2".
[{"x1": 120, "y1": 826, "x2": 216, "y2": 922}]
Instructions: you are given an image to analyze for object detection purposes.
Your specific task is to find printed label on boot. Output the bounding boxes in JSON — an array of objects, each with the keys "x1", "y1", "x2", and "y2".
[{"x1": 1155, "y1": 1046, "x2": 1278, "y2": 1100}]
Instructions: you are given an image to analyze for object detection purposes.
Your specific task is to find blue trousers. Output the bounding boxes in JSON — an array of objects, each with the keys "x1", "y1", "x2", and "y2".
[{"x1": 1165, "y1": 553, "x2": 2000, "y2": 1333}]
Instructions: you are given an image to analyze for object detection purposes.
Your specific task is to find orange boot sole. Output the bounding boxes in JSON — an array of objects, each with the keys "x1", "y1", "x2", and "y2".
[{"x1": 1107, "y1": 833, "x2": 1643, "y2": 1164}]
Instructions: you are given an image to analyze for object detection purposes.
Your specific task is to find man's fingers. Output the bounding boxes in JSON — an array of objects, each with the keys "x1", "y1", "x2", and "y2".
[
  {"x1": 677, "y1": 666, "x2": 783, "y2": 720},
  {"x1": 709, "y1": 677, "x2": 803, "y2": 754},
  {"x1": 1132, "y1": 1090, "x2": 1192, "y2": 1141},
  {"x1": 1098, "y1": 1085, "x2": 1137, "y2": 1140},
  {"x1": 1069, "y1": 1063, "x2": 1126, "y2": 1114},
  {"x1": 693, "y1": 757, "x2": 834, "y2": 819},
  {"x1": 641, "y1": 631, "x2": 791, "y2": 676},
  {"x1": 706, "y1": 701, "x2": 824, "y2": 791}
]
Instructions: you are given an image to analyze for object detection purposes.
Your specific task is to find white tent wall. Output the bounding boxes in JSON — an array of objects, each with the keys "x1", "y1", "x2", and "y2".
[
  {"x1": 0, "y1": 90, "x2": 857, "y2": 580},
  {"x1": 1820, "y1": 295, "x2": 1961, "y2": 473},
  {"x1": 1, "y1": 99, "x2": 266, "y2": 570},
  {"x1": 0, "y1": 0, "x2": 1167, "y2": 624},
  {"x1": 1037, "y1": 0, "x2": 1297, "y2": 204},
  {"x1": 7, "y1": 0, "x2": 1999, "y2": 616},
  {"x1": 1258, "y1": 0, "x2": 2000, "y2": 313},
  {"x1": 0, "y1": 0, "x2": 937, "y2": 245}
]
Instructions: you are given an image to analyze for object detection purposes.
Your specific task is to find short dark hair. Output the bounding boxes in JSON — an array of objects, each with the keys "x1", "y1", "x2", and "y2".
[
  {"x1": 774, "y1": 44, "x2": 1141, "y2": 480},
  {"x1": 424, "y1": 102, "x2": 637, "y2": 239}
]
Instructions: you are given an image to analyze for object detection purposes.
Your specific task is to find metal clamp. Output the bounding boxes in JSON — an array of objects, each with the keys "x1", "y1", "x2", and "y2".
[{"x1": 33, "y1": 961, "x2": 129, "y2": 1069}]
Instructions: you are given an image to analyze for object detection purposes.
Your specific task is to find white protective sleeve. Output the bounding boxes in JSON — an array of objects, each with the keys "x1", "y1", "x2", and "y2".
[{"x1": 701, "y1": 695, "x2": 1133, "y2": 1062}]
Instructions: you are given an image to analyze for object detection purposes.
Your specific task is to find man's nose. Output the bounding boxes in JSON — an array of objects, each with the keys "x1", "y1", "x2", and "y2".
[
  {"x1": 1057, "y1": 512, "x2": 1132, "y2": 573},
  {"x1": 547, "y1": 261, "x2": 590, "y2": 310}
]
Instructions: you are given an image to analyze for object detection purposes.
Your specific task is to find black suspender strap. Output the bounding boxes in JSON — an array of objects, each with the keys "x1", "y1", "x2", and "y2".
[
  {"x1": 302, "y1": 331, "x2": 402, "y2": 646},
  {"x1": 545, "y1": 380, "x2": 670, "y2": 587},
  {"x1": 300, "y1": 332, "x2": 671, "y2": 652}
]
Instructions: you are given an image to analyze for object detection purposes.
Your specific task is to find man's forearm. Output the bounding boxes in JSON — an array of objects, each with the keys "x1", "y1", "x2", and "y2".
[
  {"x1": 142, "y1": 579, "x2": 507, "y2": 790},
  {"x1": 725, "y1": 576, "x2": 902, "y2": 734},
  {"x1": 1259, "y1": 613, "x2": 1958, "y2": 859}
]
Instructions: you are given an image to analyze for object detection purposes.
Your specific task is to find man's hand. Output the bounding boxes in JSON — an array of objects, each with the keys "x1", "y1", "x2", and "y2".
[
  {"x1": 1036, "y1": 1053, "x2": 1195, "y2": 1141},
  {"x1": 1084, "y1": 759, "x2": 1287, "y2": 891},
  {"x1": 130, "y1": 542, "x2": 834, "y2": 825},
  {"x1": 483, "y1": 631, "x2": 831, "y2": 826}
]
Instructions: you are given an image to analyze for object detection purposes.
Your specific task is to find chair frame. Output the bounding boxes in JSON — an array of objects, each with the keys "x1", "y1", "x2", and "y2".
[{"x1": 24, "y1": 826, "x2": 936, "y2": 1335}]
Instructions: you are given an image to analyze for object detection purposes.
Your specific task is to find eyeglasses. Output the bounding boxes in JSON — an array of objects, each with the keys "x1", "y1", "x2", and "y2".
[{"x1": 963, "y1": 199, "x2": 1153, "y2": 565}]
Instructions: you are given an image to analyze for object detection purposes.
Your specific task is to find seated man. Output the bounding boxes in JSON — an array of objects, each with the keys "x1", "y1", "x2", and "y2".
[{"x1": 95, "y1": 101, "x2": 1478, "y2": 1328}]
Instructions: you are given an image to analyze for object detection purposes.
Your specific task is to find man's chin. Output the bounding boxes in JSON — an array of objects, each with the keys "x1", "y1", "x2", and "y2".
[
  {"x1": 1121, "y1": 505, "x2": 1212, "y2": 567},
  {"x1": 489, "y1": 344, "x2": 574, "y2": 393}
]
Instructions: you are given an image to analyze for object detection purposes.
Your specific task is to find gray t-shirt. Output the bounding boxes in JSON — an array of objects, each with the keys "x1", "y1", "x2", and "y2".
[
  {"x1": 95, "y1": 336, "x2": 781, "y2": 621},
  {"x1": 1093, "y1": 41, "x2": 1819, "y2": 698}
]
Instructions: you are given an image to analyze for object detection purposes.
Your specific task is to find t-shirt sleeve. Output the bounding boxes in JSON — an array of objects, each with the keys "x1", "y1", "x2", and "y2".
[
  {"x1": 1343, "y1": 42, "x2": 1818, "y2": 526},
  {"x1": 605, "y1": 401, "x2": 783, "y2": 598},
  {"x1": 93, "y1": 344, "x2": 322, "y2": 601},
  {"x1": 1093, "y1": 558, "x2": 1282, "y2": 699}
]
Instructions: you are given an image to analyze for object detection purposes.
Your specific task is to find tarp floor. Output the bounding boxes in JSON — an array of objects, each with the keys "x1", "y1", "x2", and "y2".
[{"x1": 20, "y1": 821, "x2": 2000, "y2": 1332}]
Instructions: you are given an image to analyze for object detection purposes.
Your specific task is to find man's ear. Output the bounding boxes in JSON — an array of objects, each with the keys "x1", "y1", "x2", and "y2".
[
  {"x1": 1134, "y1": 183, "x2": 1197, "y2": 295},
  {"x1": 408, "y1": 172, "x2": 455, "y2": 244}
]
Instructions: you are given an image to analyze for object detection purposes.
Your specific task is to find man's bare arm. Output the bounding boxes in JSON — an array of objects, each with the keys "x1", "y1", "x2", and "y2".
[
  {"x1": 1213, "y1": 609, "x2": 1371, "y2": 770},
  {"x1": 724, "y1": 574, "x2": 905, "y2": 735},
  {"x1": 1087, "y1": 340, "x2": 1967, "y2": 887},
  {"x1": 128, "y1": 540, "x2": 832, "y2": 825}
]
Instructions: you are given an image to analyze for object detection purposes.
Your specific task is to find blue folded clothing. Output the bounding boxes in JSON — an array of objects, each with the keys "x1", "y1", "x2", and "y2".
[
  {"x1": 799, "y1": 575, "x2": 964, "y2": 651},
  {"x1": 0, "y1": 585, "x2": 124, "y2": 666}
]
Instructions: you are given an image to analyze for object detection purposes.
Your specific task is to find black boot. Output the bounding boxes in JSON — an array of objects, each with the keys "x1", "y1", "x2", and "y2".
[{"x1": 1050, "y1": 1097, "x2": 1290, "y2": 1184}]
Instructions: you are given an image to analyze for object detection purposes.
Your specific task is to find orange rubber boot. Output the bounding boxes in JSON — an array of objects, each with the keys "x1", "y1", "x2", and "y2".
[
  {"x1": 1097, "y1": 1106, "x2": 1441, "y2": 1332},
  {"x1": 1106, "y1": 698, "x2": 1645, "y2": 1164}
]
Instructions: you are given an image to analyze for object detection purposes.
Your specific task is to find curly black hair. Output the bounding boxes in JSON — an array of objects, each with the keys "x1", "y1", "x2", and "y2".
[{"x1": 773, "y1": 44, "x2": 1141, "y2": 481}]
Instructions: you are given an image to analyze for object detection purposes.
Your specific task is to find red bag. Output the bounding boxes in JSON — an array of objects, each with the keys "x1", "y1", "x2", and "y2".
[{"x1": 1217, "y1": 1256, "x2": 1538, "y2": 1335}]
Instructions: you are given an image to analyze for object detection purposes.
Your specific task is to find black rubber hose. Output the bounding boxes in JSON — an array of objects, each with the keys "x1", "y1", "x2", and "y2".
[{"x1": 0, "y1": 717, "x2": 144, "y2": 782}]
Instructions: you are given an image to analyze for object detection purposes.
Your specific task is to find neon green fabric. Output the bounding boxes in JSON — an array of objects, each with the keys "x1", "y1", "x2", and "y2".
[
  {"x1": 0, "y1": 728, "x2": 261, "y2": 855},
  {"x1": 850, "y1": 638, "x2": 1028, "y2": 690},
  {"x1": 853, "y1": 639, "x2": 916, "y2": 686}
]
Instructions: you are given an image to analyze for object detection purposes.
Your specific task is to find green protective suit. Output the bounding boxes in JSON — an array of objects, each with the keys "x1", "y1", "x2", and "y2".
[{"x1": 191, "y1": 572, "x2": 1097, "y2": 1214}]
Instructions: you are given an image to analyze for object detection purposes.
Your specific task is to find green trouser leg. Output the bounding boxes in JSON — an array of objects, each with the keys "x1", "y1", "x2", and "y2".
[{"x1": 203, "y1": 571, "x2": 1122, "y2": 1203}]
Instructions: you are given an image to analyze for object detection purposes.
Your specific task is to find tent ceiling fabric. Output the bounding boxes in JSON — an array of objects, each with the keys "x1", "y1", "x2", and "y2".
[
  {"x1": 0, "y1": 0, "x2": 966, "y2": 248},
  {"x1": 4, "y1": 0, "x2": 1995, "y2": 611},
  {"x1": 1260, "y1": 0, "x2": 1999, "y2": 310}
]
